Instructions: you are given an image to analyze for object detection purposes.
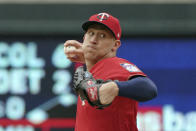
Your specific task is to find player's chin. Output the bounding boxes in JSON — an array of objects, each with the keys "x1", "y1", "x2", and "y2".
[
  {"x1": 85, "y1": 50, "x2": 95, "y2": 55},
  {"x1": 85, "y1": 53, "x2": 96, "y2": 60}
]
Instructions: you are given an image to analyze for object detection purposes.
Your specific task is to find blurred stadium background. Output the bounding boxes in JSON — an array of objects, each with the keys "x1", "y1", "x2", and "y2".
[{"x1": 0, "y1": 0, "x2": 196, "y2": 131}]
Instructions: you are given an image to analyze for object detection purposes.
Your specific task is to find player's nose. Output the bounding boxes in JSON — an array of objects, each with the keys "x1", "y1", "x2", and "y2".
[
  {"x1": 90, "y1": 41, "x2": 97, "y2": 45},
  {"x1": 90, "y1": 36, "x2": 98, "y2": 45}
]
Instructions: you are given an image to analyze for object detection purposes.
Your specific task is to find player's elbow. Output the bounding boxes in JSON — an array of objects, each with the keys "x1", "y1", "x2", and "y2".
[{"x1": 139, "y1": 77, "x2": 158, "y2": 102}]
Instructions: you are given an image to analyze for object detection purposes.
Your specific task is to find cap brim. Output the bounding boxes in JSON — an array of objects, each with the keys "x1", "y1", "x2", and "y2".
[{"x1": 82, "y1": 21, "x2": 116, "y2": 39}]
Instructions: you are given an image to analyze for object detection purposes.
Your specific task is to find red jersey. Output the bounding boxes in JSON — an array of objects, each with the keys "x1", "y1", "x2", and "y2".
[{"x1": 75, "y1": 57, "x2": 146, "y2": 131}]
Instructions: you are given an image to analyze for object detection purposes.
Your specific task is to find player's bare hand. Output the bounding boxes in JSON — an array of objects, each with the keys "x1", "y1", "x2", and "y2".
[
  {"x1": 99, "y1": 82, "x2": 119, "y2": 105},
  {"x1": 64, "y1": 40, "x2": 85, "y2": 63}
]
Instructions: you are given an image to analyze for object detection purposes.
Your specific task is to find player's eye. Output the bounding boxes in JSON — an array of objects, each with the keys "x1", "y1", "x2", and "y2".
[
  {"x1": 100, "y1": 34, "x2": 105, "y2": 38},
  {"x1": 88, "y1": 31, "x2": 94, "y2": 36}
]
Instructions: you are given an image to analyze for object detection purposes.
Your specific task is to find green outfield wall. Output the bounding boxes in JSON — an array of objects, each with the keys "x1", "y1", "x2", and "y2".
[{"x1": 0, "y1": 4, "x2": 196, "y2": 36}]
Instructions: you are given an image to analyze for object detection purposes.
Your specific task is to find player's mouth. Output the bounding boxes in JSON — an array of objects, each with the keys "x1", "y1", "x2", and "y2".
[{"x1": 86, "y1": 45, "x2": 96, "y2": 50}]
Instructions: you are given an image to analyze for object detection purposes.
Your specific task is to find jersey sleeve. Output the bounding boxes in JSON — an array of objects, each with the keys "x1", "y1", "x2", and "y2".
[
  {"x1": 119, "y1": 63, "x2": 146, "y2": 80},
  {"x1": 107, "y1": 61, "x2": 146, "y2": 81},
  {"x1": 90, "y1": 57, "x2": 146, "y2": 81}
]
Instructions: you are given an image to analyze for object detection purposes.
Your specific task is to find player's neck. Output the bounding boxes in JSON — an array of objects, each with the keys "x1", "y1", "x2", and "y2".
[
  {"x1": 85, "y1": 54, "x2": 116, "y2": 71},
  {"x1": 85, "y1": 59, "x2": 97, "y2": 71}
]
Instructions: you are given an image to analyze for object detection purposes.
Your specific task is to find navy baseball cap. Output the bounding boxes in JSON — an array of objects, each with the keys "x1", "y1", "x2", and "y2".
[{"x1": 82, "y1": 13, "x2": 122, "y2": 40}]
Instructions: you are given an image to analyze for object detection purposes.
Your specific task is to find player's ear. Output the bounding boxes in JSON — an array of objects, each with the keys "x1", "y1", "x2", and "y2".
[{"x1": 112, "y1": 40, "x2": 121, "y2": 52}]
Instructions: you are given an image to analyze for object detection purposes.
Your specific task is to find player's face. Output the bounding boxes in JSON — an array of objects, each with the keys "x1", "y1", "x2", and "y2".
[{"x1": 83, "y1": 24, "x2": 118, "y2": 62}]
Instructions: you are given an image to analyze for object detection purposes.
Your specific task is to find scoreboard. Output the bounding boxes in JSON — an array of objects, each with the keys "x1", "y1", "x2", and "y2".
[{"x1": 0, "y1": 36, "x2": 76, "y2": 131}]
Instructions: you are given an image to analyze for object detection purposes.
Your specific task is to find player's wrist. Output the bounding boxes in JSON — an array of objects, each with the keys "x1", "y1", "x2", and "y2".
[{"x1": 110, "y1": 81, "x2": 119, "y2": 97}]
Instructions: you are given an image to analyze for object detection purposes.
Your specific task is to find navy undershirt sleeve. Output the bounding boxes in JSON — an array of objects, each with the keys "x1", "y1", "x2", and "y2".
[{"x1": 115, "y1": 76, "x2": 158, "y2": 102}]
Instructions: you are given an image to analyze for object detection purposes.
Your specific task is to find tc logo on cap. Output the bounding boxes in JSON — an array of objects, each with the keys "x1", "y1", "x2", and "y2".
[{"x1": 97, "y1": 13, "x2": 109, "y2": 21}]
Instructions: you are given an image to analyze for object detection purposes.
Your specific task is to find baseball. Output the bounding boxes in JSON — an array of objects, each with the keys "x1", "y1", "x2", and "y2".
[
  {"x1": 66, "y1": 46, "x2": 77, "y2": 57},
  {"x1": 66, "y1": 46, "x2": 76, "y2": 51}
]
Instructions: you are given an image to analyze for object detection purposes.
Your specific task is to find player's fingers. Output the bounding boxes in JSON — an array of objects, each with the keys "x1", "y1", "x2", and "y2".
[
  {"x1": 67, "y1": 56, "x2": 82, "y2": 63},
  {"x1": 64, "y1": 40, "x2": 82, "y2": 48},
  {"x1": 64, "y1": 46, "x2": 83, "y2": 55},
  {"x1": 67, "y1": 49, "x2": 83, "y2": 54}
]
